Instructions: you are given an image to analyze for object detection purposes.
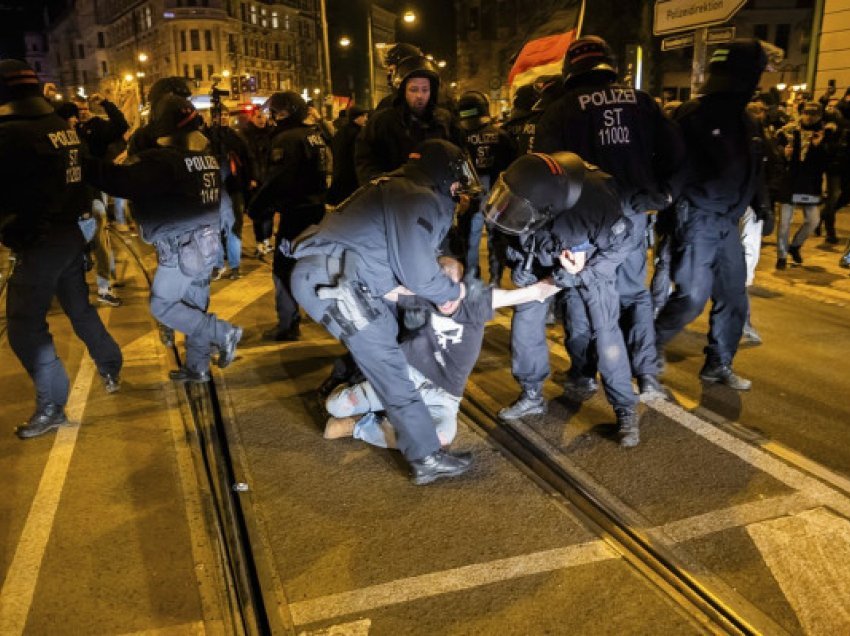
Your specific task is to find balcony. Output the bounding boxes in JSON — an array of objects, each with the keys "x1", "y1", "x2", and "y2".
[{"x1": 161, "y1": 6, "x2": 228, "y2": 22}]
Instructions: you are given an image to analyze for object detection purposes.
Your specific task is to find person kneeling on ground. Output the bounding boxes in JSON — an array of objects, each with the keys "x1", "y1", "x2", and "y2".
[{"x1": 323, "y1": 257, "x2": 559, "y2": 448}]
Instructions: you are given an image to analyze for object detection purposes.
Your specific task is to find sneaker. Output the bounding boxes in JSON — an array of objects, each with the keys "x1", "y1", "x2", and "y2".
[
  {"x1": 776, "y1": 257, "x2": 787, "y2": 270},
  {"x1": 741, "y1": 323, "x2": 762, "y2": 346},
  {"x1": 637, "y1": 375, "x2": 666, "y2": 402},
  {"x1": 168, "y1": 366, "x2": 210, "y2": 383},
  {"x1": 409, "y1": 450, "x2": 473, "y2": 485},
  {"x1": 97, "y1": 290, "x2": 121, "y2": 307},
  {"x1": 218, "y1": 325, "x2": 243, "y2": 368},
  {"x1": 788, "y1": 245, "x2": 803, "y2": 264},
  {"x1": 100, "y1": 372, "x2": 121, "y2": 394},
  {"x1": 562, "y1": 375, "x2": 598, "y2": 403},
  {"x1": 228, "y1": 267, "x2": 241, "y2": 280},
  {"x1": 159, "y1": 323, "x2": 175, "y2": 348},
  {"x1": 324, "y1": 416, "x2": 357, "y2": 440},
  {"x1": 840, "y1": 252, "x2": 850, "y2": 269},
  {"x1": 499, "y1": 389, "x2": 547, "y2": 421},
  {"x1": 615, "y1": 408, "x2": 640, "y2": 448},
  {"x1": 211, "y1": 266, "x2": 228, "y2": 281},
  {"x1": 699, "y1": 363, "x2": 752, "y2": 391},
  {"x1": 263, "y1": 324, "x2": 300, "y2": 341},
  {"x1": 16, "y1": 404, "x2": 67, "y2": 439}
]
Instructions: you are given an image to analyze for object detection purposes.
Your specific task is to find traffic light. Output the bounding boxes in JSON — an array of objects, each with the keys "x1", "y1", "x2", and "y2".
[
  {"x1": 238, "y1": 75, "x2": 257, "y2": 93},
  {"x1": 230, "y1": 75, "x2": 240, "y2": 96}
]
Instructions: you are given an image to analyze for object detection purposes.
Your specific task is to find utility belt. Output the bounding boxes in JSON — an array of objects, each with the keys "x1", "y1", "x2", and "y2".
[
  {"x1": 155, "y1": 225, "x2": 221, "y2": 277},
  {"x1": 317, "y1": 250, "x2": 383, "y2": 340}
]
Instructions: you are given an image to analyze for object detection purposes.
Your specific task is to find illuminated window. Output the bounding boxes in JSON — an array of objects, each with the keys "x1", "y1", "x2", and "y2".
[{"x1": 271, "y1": 11, "x2": 279, "y2": 28}]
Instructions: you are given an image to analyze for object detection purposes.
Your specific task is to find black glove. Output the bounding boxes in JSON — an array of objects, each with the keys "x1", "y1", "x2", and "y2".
[
  {"x1": 630, "y1": 189, "x2": 672, "y2": 214},
  {"x1": 757, "y1": 204, "x2": 775, "y2": 236},
  {"x1": 511, "y1": 267, "x2": 538, "y2": 287},
  {"x1": 552, "y1": 268, "x2": 579, "y2": 288}
]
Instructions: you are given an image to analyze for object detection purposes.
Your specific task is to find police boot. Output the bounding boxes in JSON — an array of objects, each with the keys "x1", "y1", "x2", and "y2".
[
  {"x1": 16, "y1": 404, "x2": 67, "y2": 439},
  {"x1": 699, "y1": 363, "x2": 752, "y2": 391},
  {"x1": 562, "y1": 375, "x2": 598, "y2": 403},
  {"x1": 409, "y1": 450, "x2": 473, "y2": 486},
  {"x1": 615, "y1": 408, "x2": 640, "y2": 449},
  {"x1": 263, "y1": 323, "x2": 300, "y2": 342},
  {"x1": 498, "y1": 388, "x2": 547, "y2": 421},
  {"x1": 637, "y1": 375, "x2": 666, "y2": 403},
  {"x1": 169, "y1": 366, "x2": 211, "y2": 383}
]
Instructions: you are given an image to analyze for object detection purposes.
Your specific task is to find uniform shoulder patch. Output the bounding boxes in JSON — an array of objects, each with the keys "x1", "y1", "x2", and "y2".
[{"x1": 417, "y1": 217, "x2": 433, "y2": 233}]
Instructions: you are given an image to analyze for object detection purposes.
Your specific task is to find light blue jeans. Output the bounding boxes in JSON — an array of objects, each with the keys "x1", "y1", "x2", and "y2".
[
  {"x1": 215, "y1": 188, "x2": 242, "y2": 270},
  {"x1": 325, "y1": 365, "x2": 461, "y2": 448},
  {"x1": 777, "y1": 202, "x2": 819, "y2": 258}
]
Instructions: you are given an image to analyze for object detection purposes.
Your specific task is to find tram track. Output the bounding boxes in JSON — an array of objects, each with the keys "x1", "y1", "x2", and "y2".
[{"x1": 110, "y1": 229, "x2": 277, "y2": 635}]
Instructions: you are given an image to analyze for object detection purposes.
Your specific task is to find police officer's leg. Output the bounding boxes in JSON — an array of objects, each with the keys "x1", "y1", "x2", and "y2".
[
  {"x1": 291, "y1": 256, "x2": 442, "y2": 462},
  {"x1": 654, "y1": 224, "x2": 717, "y2": 350},
  {"x1": 499, "y1": 298, "x2": 549, "y2": 419},
  {"x1": 561, "y1": 288, "x2": 600, "y2": 401},
  {"x1": 616, "y1": 213, "x2": 659, "y2": 377},
  {"x1": 705, "y1": 229, "x2": 748, "y2": 370},
  {"x1": 53, "y1": 232, "x2": 123, "y2": 379},
  {"x1": 270, "y1": 230, "x2": 301, "y2": 336},
  {"x1": 466, "y1": 210, "x2": 484, "y2": 277}
]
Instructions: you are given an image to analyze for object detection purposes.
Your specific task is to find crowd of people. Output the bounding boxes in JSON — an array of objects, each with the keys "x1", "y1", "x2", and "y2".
[{"x1": 2, "y1": 34, "x2": 848, "y2": 485}]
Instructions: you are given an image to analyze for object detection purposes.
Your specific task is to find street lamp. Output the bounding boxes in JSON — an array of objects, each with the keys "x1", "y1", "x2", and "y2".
[
  {"x1": 137, "y1": 52, "x2": 148, "y2": 63},
  {"x1": 222, "y1": 69, "x2": 231, "y2": 78},
  {"x1": 339, "y1": 36, "x2": 351, "y2": 48},
  {"x1": 437, "y1": 60, "x2": 447, "y2": 69},
  {"x1": 402, "y1": 10, "x2": 416, "y2": 24}
]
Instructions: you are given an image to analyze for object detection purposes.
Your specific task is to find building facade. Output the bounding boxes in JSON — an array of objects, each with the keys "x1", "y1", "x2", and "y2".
[{"x1": 29, "y1": 0, "x2": 324, "y2": 115}]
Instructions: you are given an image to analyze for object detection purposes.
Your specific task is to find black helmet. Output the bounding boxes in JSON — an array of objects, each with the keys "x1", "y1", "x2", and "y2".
[
  {"x1": 484, "y1": 152, "x2": 585, "y2": 235},
  {"x1": 702, "y1": 39, "x2": 768, "y2": 96},
  {"x1": 392, "y1": 55, "x2": 440, "y2": 92},
  {"x1": 147, "y1": 76, "x2": 192, "y2": 110},
  {"x1": 383, "y1": 42, "x2": 422, "y2": 68},
  {"x1": 151, "y1": 95, "x2": 202, "y2": 138},
  {"x1": 265, "y1": 91, "x2": 307, "y2": 121},
  {"x1": 405, "y1": 139, "x2": 482, "y2": 197},
  {"x1": 0, "y1": 59, "x2": 53, "y2": 118},
  {"x1": 512, "y1": 83, "x2": 537, "y2": 114},
  {"x1": 457, "y1": 90, "x2": 490, "y2": 130},
  {"x1": 561, "y1": 36, "x2": 617, "y2": 87}
]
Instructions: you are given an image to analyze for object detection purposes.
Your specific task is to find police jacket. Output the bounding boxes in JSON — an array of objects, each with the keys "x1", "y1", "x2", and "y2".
[
  {"x1": 355, "y1": 97, "x2": 461, "y2": 184},
  {"x1": 327, "y1": 119, "x2": 364, "y2": 205},
  {"x1": 506, "y1": 169, "x2": 632, "y2": 289},
  {"x1": 293, "y1": 167, "x2": 462, "y2": 305},
  {"x1": 535, "y1": 79, "x2": 683, "y2": 207},
  {"x1": 668, "y1": 94, "x2": 763, "y2": 222},
  {"x1": 205, "y1": 123, "x2": 254, "y2": 196},
  {"x1": 502, "y1": 110, "x2": 537, "y2": 155},
  {"x1": 240, "y1": 122, "x2": 272, "y2": 184},
  {"x1": 77, "y1": 99, "x2": 129, "y2": 159},
  {"x1": 83, "y1": 131, "x2": 221, "y2": 243},
  {"x1": 0, "y1": 111, "x2": 89, "y2": 250},
  {"x1": 461, "y1": 121, "x2": 516, "y2": 187},
  {"x1": 250, "y1": 119, "x2": 328, "y2": 211}
]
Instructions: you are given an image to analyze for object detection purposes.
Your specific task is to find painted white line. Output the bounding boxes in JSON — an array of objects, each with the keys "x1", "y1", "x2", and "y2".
[
  {"x1": 298, "y1": 618, "x2": 371, "y2": 636},
  {"x1": 287, "y1": 541, "x2": 615, "y2": 626},
  {"x1": 0, "y1": 353, "x2": 97, "y2": 634},
  {"x1": 747, "y1": 508, "x2": 850, "y2": 634},
  {"x1": 116, "y1": 620, "x2": 206, "y2": 636}
]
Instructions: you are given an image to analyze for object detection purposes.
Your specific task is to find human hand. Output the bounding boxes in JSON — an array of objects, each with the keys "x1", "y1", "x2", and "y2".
[
  {"x1": 535, "y1": 277, "x2": 561, "y2": 301},
  {"x1": 558, "y1": 249, "x2": 586, "y2": 274}
]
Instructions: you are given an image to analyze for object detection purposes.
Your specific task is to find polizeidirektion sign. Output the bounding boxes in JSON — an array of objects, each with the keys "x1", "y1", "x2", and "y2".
[{"x1": 653, "y1": 0, "x2": 747, "y2": 36}]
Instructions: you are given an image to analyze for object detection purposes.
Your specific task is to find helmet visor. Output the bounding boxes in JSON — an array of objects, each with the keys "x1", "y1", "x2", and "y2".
[
  {"x1": 454, "y1": 154, "x2": 483, "y2": 196},
  {"x1": 484, "y1": 176, "x2": 546, "y2": 235}
]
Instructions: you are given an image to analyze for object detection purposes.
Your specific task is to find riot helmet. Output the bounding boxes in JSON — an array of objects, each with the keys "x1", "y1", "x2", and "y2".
[
  {"x1": 147, "y1": 76, "x2": 192, "y2": 111},
  {"x1": 383, "y1": 43, "x2": 422, "y2": 69},
  {"x1": 457, "y1": 90, "x2": 490, "y2": 130},
  {"x1": 392, "y1": 55, "x2": 440, "y2": 92},
  {"x1": 561, "y1": 36, "x2": 617, "y2": 88},
  {"x1": 405, "y1": 139, "x2": 482, "y2": 197},
  {"x1": 485, "y1": 152, "x2": 585, "y2": 235},
  {"x1": 511, "y1": 83, "x2": 537, "y2": 116},
  {"x1": 0, "y1": 59, "x2": 53, "y2": 118},
  {"x1": 701, "y1": 39, "x2": 768, "y2": 96},
  {"x1": 264, "y1": 91, "x2": 308, "y2": 122},
  {"x1": 151, "y1": 95, "x2": 203, "y2": 139}
]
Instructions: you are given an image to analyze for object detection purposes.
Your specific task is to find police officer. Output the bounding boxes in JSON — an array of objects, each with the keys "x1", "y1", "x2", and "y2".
[
  {"x1": 374, "y1": 42, "x2": 423, "y2": 112},
  {"x1": 0, "y1": 60, "x2": 123, "y2": 439},
  {"x1": 654, "y1": 40, "x2": 768, "y2": 390},
  {"x1": 456, "y1": 90, "x2": 516, "y2": 279},
  {"x1": 535, "y1": 36, "x2": 683, "y2": 403},
  {"x1": 248, "y1": 91, "x2": 330, "y2": 341},
  {"x1": 127, "y1": 76, "x2": 193, "y2": 155},
  {"x1": 486, "y1": 153, "x2": 640, "y2": 446},
  {"x1": 290, "y1": 139, "x2": 481, "y2": 484},
  {"x1": 501, "y1": 83, "x2": 538, "y2": 155},
  {"x1": 84, "y1": 95, "x2": 242, "y2": 382},
  {"x1": 355, "y1": 55, "x2": 462, "y2": 184}
]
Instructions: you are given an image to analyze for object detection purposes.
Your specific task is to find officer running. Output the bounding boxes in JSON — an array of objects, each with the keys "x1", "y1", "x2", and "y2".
[
  {"x1": 0, "y1": 60, "x2": 123, "y2": 439},
  {"x1": 291, "y1": 139, "x2": 482, "y2": 484}
]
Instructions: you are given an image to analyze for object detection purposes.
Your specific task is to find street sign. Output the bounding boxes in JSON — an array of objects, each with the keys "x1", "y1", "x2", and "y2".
[
  {"x1": 661, "y1": 33, "x2": 695, "y2": 51},
  {"x1": 654, "y1": 0, "x2": 747, "y2": 35},
  {"x1": 706, "y1": 26, "x2": 736, "y2": 43}
]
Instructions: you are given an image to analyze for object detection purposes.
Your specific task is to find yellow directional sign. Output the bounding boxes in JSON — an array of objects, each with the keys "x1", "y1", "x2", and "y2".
[{"x1": 654, "y1": 0, "x2": 747, "y2": 36}]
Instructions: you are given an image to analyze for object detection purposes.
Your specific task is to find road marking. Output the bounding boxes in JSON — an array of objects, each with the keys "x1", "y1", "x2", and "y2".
[
  {"x1": 299, "y1": 618, "x2": 371, "y2": 636},
  {"x1": 116, "y1": 621, "x2": 206, "y2": 635},
  {"x1": 747, "y1": 508, "x2": 850, "y2": 634},
  {"x1": 0, "y1": 353, "x2": 97, "y2": 634},
  {"x1": 286, "y1": 541, "x2": 615, "y2": 626}
]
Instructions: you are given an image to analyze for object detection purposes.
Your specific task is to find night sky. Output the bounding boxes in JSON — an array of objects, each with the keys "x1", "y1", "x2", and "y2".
[{"x1": 0, "y1": 1, "x2": 64, "y2": 58}]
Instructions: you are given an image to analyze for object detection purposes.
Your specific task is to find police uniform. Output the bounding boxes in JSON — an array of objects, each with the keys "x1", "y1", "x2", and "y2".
[
  {"x1": 291, "y1": 139, "x2": 478, "y2": 484},
  {"x1": 0, "y1": 60, "x2": 122, "y2": 438},
  {"x1": 654, "y1": 41, "x2": 768, "y2": 391},
  {"x1": 535, "y1": 36, "x2": 683, "y2": 399},
  {"x1": 85, "y1": 96, "x2": 242, "y2": 380},
  {"x1": 248, "y1": 91, "x2": 329, "y2": 341}
]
